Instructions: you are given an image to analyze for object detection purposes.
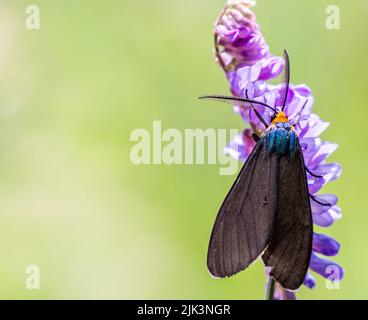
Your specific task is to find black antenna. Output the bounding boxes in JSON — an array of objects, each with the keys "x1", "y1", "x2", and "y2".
[
  {"x1": 199, "y1": 95, "x2": 277, "y2": 113},
  {"x1": 282, "y1": 50, "x2": 290, "y2": 111}
]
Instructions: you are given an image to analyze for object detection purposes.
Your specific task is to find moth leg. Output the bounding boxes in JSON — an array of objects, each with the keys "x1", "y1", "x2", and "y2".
[
  {"x1": 252, "y1": 133, "x2": 260, "y2": 143},
  {"x1": 245, "y1": 90, "x2": 270, "y2": 129},
  {"x1": 305, "y1": 167, "x2": 323, "y2": 178},
  {"x1": 310, "y1": 194, "x2": 331, "y2": 206}
]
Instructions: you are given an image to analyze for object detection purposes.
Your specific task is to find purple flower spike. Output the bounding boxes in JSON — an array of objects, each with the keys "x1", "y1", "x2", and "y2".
[
  {"x1": 215, "y1": 0, "x2": 282, "y2": 81},
  {"x1": 213, "y1": 0, "x2": 342, "y2": 298}
]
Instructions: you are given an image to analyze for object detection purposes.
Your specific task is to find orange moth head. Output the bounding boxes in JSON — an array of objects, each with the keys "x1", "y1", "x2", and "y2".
[{"x1": 271, "y1": 111, "x2": 289, "y2": 125}]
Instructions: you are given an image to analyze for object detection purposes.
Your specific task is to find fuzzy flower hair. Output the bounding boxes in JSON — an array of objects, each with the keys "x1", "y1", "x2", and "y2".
[{"x1": 215, "y1": 0, "x2": 343, "y2": 299}]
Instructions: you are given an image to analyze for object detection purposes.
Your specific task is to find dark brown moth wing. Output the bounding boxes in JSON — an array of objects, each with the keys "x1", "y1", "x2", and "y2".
[
  {"x1": 262, "y1": 143, "x2": 313, "y2": 290},
  {"x1": 207, "y1": 141, "x2": 279, "y2": 277}
]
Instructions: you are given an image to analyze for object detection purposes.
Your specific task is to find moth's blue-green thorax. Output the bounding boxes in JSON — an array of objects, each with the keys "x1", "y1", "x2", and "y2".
[{"x1": 262, "y1": 112, "x2": 298, "y2": 156}]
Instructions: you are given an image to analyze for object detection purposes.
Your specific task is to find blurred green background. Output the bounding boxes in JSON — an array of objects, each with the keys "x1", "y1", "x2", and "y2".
[{"x1": 0, "y1": 0, "x2": 366, "y2": 299}]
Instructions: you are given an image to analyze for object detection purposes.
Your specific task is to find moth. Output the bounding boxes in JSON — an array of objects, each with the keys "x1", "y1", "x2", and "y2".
[{"x1": 200, "y1": 51, "x2": 314, "y2": 290}]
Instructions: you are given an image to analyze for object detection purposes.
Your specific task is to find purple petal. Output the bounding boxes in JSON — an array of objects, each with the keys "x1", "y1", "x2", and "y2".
[
  {"x1": 312, "y1": 211, "x2": 334, "y2": 227},
  {"x1": 242, "y1": 81, "x2": 266, "y2": 99},
  {"x1": 317, "y1": 163, "x2": 342, "y2": 182},
  {"x1": 299, "y1": 137, "x2": 319, "y2": 154},
  {"x1": 294, "y1": 96, "x2": 314, "y2": 126},
  {"x1": 299, "y1": 137, "x2": 321, "y2": 165},
  {"x1": 313, "y1": 233, "x2": 340, "y2": 256},
  {"x1": 237, "y1": 62, "x2": 263, "y2": 89},
  {"x1": 301, "y1": 95, "x2": 314, "y2": 115},
  {"x1": 311, "y1": 203, "x2": 342, "y2": 227},
  {"x1": 275, "y1": 85, "x2": 295, "y2": 108},
  {"x1": 310, "y1": 253, "x2": 344, "y2": 281},
  {"x1": 310, "y1": 195, "x2": 339, "y2": 217},
  {"x1": 273, "y1": 283, "x2": 296, "y2": 300},
  {"x1": 224, "y1": 129, "x2": 256, "y2": 161},
  {"x1": 300, "y1": 138, "x2": 338, "y2": 169},
  {"x1": 311, "y1": 163, "x2": 342, "y2": 183},
  {"x1": 306, "y1": 163, "x2": 342, "y2": 194},
  {"x1": 301, "y1": 114, "x2": 330, "y2": 139},
  {"x1": 285, "y1": 96, "x2": 308, "y2": 121},
  {"x1": 293, "y1": 84, "x2": 312, "y2": 97},
  {"x1": 304, "y1": 273, "x2": 316, "y2": 289},
  {"x1": 259, "y1": 56, "x2": 284, "y2": 80},
  {"x1": 220, "y1": 52, "x2": 233, "y2": 67},
  {"x1": 308, "y1": 141, "x2": 338, "y2": 168},
  {"x1": 263, "y1": 86, "x2": 278, "y2": 107},
  {"x1": 312, "y1": 212, "x2": 334, "y2": 227},
  {"x1": 307, "y1": 176, "x2": 325, "y2": 194},
  {"x1": 329, "y1": 205, "x2": 342, "y2": 220}
]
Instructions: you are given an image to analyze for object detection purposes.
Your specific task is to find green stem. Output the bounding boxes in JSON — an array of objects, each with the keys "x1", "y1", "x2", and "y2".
[{"x1": 266, "y1": 278, "x2": 276, "y2": 300}]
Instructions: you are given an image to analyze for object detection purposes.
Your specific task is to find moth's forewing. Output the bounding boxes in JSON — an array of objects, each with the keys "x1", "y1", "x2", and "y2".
[
  {"x1": 207, "y1": 141, "x2": 279, "y2": 277},
  {"x1": 262, "y1": 142, "x2": 313, "y2": 290}
]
